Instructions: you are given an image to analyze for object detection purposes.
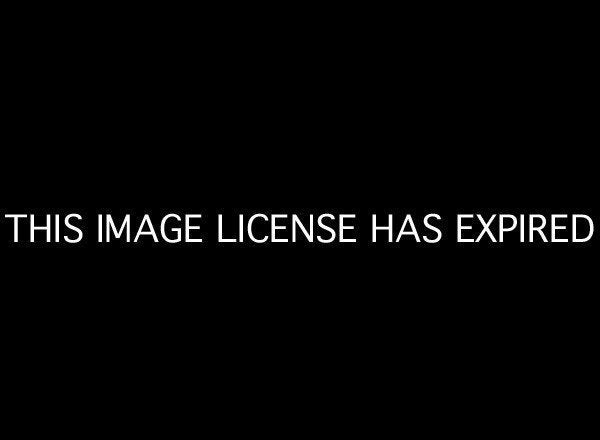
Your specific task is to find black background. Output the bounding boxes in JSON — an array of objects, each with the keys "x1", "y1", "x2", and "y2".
[{"x1": 1, "y1": 6, "x2": 597, "y2": 434}]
